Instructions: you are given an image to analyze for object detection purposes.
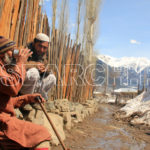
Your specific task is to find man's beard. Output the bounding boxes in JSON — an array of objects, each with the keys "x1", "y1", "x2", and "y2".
[{"x1": 3, "y1": 53, "x2": 13, "y2": 65}]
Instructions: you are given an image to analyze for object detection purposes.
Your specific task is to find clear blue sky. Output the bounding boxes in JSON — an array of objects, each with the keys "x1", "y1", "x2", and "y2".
[
  {"x1": 96, "y1": 0, "x2": 150, "y2": 59},
  {"x1": 43, "y1": 0, "x2": 150, "y2": 59}
]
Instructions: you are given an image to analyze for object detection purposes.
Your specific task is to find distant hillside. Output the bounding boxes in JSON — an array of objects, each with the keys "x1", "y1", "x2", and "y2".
[{"x1": 95, "y1": 55, "x2": 150, "y2": 91}]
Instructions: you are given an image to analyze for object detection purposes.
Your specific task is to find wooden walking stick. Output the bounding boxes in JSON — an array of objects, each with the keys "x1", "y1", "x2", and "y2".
[{"x1": 36, "y1": 97, "x2": 70, "y2": 150}]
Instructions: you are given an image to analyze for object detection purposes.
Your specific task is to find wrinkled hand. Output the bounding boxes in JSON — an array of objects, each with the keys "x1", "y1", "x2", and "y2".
[
  {"x1": 37, "y1": 62, "x2": 46, "y2": 73},
  {"x1": 28, "y1": 93, "x2": 46, "y2": 103},
  {"x1": 16, "y1": 48, "x2": 32, "y2": 64}
]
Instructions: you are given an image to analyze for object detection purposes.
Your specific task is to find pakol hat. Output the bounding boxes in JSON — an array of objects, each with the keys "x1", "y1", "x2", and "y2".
[
  {"x1": 0, "y1": 36, "x2": 16, "y2": 54},
  {"x1": 35, "y1": 33, "x2": 49, "y2": 42}
]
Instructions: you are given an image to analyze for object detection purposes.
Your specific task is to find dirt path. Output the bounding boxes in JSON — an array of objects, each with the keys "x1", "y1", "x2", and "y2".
[{"x1": 52, "y1": 104, "x2": 150, "y2": 150}]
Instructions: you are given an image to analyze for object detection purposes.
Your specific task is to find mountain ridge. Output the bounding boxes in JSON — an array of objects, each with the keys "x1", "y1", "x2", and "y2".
[
  {"x1": 96, "y1": 55, "x2": 150, "y2": 89},
  {"x1": 97, "y1": 55, "x2": 150, "y2": 73}
]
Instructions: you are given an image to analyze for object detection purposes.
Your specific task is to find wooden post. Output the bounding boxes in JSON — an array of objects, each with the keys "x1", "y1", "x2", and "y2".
[
  {"x1": 67, "y1": 44, "x2": 77, "y2": 100},
  {"x1": 9, "y1": 0, "x2": 20, "y2": 40},
  {"x1": 63, "y1": 39, "x2": 72, "y2": 99},
  {"x1": 57, "y1": 33, "x2": 65, "y2": 99},
  {"x1": 23, "y1": 0, "x2": 34, "y2": 46},
  {"x1": 0, "y1": 0, "x2": 5, "y2": 18},
  {"x1": 18, "y1": 0, "x2": 27, "y2": 46},
  {"x1": 0, "y1": 0, "x2": 14, "y2": 38},
  {"x1": 71, "y1": 44, "x2": 81, "y2": 101}
]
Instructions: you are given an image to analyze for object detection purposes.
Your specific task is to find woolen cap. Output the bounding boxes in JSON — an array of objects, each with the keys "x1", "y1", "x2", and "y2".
[
  {"x1": 0, "y1": 36, "x2": 16, "y2": 53},
  {"x1": 35, "y1": 33, "x2": 49, "y2": 42}
]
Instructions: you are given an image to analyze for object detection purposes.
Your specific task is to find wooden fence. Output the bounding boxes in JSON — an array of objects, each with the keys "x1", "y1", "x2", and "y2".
[{"x1": 0, "y1": 0, "x2": 94, "y2": 102}]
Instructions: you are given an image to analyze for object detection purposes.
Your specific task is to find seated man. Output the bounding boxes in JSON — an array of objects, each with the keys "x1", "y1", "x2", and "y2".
[
  {"x1": 0, "y1": 36, "x2": 51, "y2": 150},
  {"x1": 20, "y1": 33, "x2": 56, "y2": 100}
]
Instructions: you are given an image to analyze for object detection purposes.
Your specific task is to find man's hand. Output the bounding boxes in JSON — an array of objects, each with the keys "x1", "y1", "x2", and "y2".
[
  {"x1": 16, "y1": 48, "x2": 32, "y2": 64},
  {"x1": 37, "y1": 62, "x2": 46, "y2": 73},
  {"x1": 28, "y1": 93, "x2": 46, "y2": 103}
]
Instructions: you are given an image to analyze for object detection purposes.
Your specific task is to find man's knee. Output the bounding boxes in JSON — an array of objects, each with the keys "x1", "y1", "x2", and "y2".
[
  {"x1": 26, "y1": 68, "x2": 40, "y2": 81},
  {"x1": 44, "y1": 74, "x2": 56, "y2": 86},
  {"x1": 48, "y1": 74, "x2": 56, "y2": 85},
  {"x1": 41, "y1": 74, "x2": 56, "y2": 93}
]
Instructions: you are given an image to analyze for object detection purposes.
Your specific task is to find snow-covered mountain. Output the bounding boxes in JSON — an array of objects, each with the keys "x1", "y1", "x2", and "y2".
[
  {"x1": 97, "y1": 55, "x2": 150, "y2": 73},
  {"x1": 96, "y1": 55, "x2": 150, "y2": 90}
]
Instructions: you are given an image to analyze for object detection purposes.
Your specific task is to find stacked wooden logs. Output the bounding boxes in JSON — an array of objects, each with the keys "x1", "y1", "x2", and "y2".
[{"x1": 0, "y1": 0, "x2": 94, "y2": 102}]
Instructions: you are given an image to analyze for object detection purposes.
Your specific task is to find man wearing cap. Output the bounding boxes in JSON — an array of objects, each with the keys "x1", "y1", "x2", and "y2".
[
  {"x1": 0, "y1": 36, "x2": 51, "y2": 150},
  {"x1": 20, "y1": 33, "x2": 56, "y2": 100}
]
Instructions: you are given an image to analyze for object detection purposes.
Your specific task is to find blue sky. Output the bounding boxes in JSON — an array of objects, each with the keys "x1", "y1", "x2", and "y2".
[
  {"x1": 96, "y1": 0, "x2": 150, "y2": 59},
  {"x1": 43, "y1": 0, "x2": 150, "y2": 59}
]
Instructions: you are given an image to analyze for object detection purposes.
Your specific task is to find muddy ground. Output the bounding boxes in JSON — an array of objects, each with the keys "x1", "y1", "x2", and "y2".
[{"x1": 52, "y1": 104, "x2": 150, "y2": 150}]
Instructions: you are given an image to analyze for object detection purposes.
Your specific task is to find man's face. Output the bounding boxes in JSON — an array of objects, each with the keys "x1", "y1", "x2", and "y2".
[{"x1": 34, "y1": 41, "x2": 48, "y2": 55}]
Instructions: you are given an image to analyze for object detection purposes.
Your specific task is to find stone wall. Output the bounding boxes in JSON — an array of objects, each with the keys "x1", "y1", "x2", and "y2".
[{"x1": 16, "y1": 98, "x2": 99, "y2": 147}]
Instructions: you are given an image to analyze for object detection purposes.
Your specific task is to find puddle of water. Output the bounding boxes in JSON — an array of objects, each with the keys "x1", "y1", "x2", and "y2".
[
  {"x1": 84, "y1": 137, "x2": 146, "y2": 150},
  {"x1": 84, "y1": 105, "x2": 147, "y2": 150},
  {"x1": 118, "y1": 128, "x2": 131, "y2": 137},
  {"x1": 83, "y1": 138, "x2": 122, "y2": 150},
  {"x1": 130, "y1": 142, "x2": 146, "y2": 150},
  {"x1": 94, "y1": 118, "x2": 108, "y2": 124},
  {"x1": 105, "y1": 131, "x2": 119, "y2": 138},
  {"x1": 93, "y1": 106, "x2": 113, "y2": 124}
]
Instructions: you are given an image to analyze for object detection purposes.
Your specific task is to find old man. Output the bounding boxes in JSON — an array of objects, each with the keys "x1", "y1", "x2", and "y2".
[{"x1": 0, "y1": 36, "x2": 51, "y2": 150}]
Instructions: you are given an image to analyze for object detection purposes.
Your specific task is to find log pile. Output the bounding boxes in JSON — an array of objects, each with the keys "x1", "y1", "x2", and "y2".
[{"x1": 0, "y1": 0, "x2": 94, "y2": 102}]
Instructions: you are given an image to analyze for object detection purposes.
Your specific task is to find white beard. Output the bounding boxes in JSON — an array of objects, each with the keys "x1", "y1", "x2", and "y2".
[{"x1": 3, "y1": 53, "x2": 13, "y2": 65}]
